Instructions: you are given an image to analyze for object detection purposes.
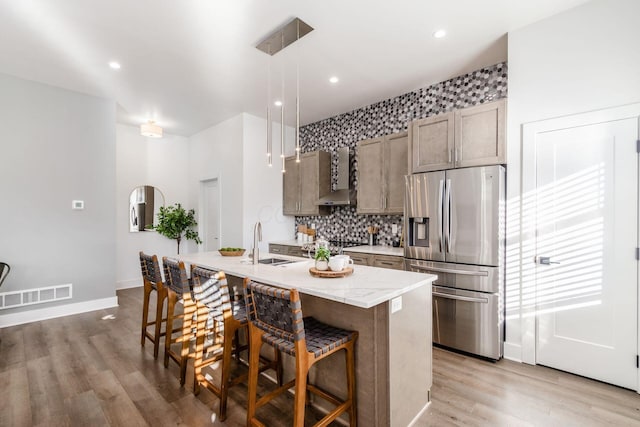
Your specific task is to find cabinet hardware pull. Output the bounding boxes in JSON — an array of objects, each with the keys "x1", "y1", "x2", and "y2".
[
  {"x1": 432, "y1": 291, "x2": 488, "y2": 304},
  {"x1": 410, "y1": 264, "x2": 488, "y2": 276}
]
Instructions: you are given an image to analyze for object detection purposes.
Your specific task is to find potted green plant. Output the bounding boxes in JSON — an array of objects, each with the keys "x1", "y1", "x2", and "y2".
[
  {"x1": 314, "y1": 246, "x2": 330, "y2": 271},
  {"x1": 154, "y1": 203, "x2": 202, "y2": 254}
]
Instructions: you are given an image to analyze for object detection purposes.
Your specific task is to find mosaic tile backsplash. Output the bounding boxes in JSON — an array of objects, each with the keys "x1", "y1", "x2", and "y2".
[{"x1": 295, "y1": 62, "x2": 508, "y2": 244}]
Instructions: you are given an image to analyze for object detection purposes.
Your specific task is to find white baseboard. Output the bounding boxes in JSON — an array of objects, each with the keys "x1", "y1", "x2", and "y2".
[
  {"x1": 504, "y1": 341, "x2": 523, "y2": 363},
  {"x1": 117, "y1": 278, "x2": 141, "y2": 290},
  {"x1": 0, "y1": 296, "x2": 119, "y2": 328}
]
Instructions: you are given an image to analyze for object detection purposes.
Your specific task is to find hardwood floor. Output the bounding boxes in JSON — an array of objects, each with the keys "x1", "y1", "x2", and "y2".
[{"x1": 1, "y1": 287, "x2": 639, "y2": 426}]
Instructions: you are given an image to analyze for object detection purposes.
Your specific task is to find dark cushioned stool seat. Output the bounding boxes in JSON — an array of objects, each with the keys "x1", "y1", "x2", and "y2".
[{"x1": 262, "y1": 316, "x2": 356, "y2": 358}]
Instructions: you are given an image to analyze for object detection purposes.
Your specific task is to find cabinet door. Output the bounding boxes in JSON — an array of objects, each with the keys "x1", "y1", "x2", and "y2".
[
  {"x1": 356, "y1": 137, "x2": 384, "y2": 214},
  {"x1": 268, "y1": 244, "x2": 286, "y2": 254},
  {"x1": 384, "y1": 132, "x2": 408, "y2": 214},
  {"x1": 372, "y1": 255, "x2": 405, "y2": 270},
  {"x1": 283, "y1": 157, "x2": 299, "y2": 215},
  {"x1": 344, "y1": 251, "x2": 371, "y2": 266},
  {"x1": 454, "y1": 99, "x2": 506, "y2": 168},
  {"x1": 410, "y1": 113, "x2": 454, "y2": 173},
  {"x1": 298, "y1": 154, "x2": 319, "y2": 215}
]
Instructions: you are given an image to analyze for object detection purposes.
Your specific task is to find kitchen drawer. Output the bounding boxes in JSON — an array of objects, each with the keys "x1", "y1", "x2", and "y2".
[
  {"x1": 269, "y1": 244, "x2": 307, "y2": 258},
  {"x1": 268, "y1": 244, "x2": 287, "y2": 254},
  {"x1": 372, "y1": 255, "x2": 405, "y2": 270},
  {"x1": 287, "y1": 247, "x2": 308, "y2": 258},
  {"x1": 343, "y1": 251, "x2": 372, "y2": 266}
]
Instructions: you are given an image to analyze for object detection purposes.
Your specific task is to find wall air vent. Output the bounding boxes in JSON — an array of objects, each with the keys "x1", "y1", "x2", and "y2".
[{"x1": 0, "y1": 284, "x2": 72, "y2": 310}]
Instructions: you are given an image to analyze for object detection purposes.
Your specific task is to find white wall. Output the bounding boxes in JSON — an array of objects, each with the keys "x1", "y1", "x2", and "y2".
[
  {"x1": 188, "y1": 114, "x2": 245, "y2": 250},
  {"x1": 505, "y1": 0, "x2": 640, "y2": 362},
  {"x1": 187, "y1": 113, "x2": 295, "y2": 255},
  {"x1": 242, "y1": 113, "x2": 295, "y2": 253},
  {"x1": 115, "y1": 124, "x2": 189, "y2": 289},
  {"x1": 0, "y1": 73, "x2": 116, "y2": 314}
]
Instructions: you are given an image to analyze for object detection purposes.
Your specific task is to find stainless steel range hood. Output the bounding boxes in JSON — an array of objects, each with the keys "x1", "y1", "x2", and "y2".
[{"x1": 316, "y1": 147, "x2": 357, "y2": 206}]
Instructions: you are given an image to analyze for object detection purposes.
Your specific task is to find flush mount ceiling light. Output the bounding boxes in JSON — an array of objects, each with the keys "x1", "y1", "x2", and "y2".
[
  {"x1": 140, "y1": 120, "x2": 163, "y2": 138},
  {"x1": 257, "y1": 17, "x2": 314, "y2": 170},
  {"x1": 433, "y1": 29, "x2": 447, "y2": 39},
  {"x1": 329, "y1": 76, "x2": 339, "y2": 84},
  {"x1": 108, "y1": 61, "x2": 121, "y2": 69}
]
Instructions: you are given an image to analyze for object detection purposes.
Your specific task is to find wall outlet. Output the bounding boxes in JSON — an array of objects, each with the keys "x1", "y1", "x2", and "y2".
[
  {"x1": 72, "y1": 200, "x2": 84, "y2": 210},
  {"x1": 391, "y1": 224, "x2": 398, "y2": 234},
  {"x1": 391, "y1": 296, "x2": 402, "y2": 313}
]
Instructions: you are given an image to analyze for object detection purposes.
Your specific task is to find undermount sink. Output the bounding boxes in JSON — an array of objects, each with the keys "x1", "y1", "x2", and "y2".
[{"x1": 258, "y1": 258, "x2": 296, "y2": 266}]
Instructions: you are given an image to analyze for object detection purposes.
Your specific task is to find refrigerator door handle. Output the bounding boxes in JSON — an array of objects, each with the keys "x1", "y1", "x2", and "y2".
[
  {"x1": 433, "y1": 291, "x2": 488, "y2": 304},
  {"x1": 409, "y1": 264, "x2": 489, "y2": 276},
  {"x1": 445, "y1": 178, "x2": 452, "y2": 253},
  {"x1": 438, "y1": 179, "x2": 444, "y2": 252}
]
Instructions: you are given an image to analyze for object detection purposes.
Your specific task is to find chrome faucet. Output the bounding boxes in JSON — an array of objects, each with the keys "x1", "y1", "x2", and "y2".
[{"x1": 252, "y1": 221, "x2": 262, "y2": 264}]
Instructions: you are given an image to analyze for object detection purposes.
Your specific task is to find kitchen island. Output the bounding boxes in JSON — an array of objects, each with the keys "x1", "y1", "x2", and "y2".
[{"x1": 178, "y1": 251, "x2": 436, "y2": 427}]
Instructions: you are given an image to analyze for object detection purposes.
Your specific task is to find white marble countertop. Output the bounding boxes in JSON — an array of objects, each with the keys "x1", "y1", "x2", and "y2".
[
  {"x1": 177, "y1": 251, "x2": 435, "y2": 309},
  {"x1": 344, "y1": 245, "x2": 405, "y2": 257}
]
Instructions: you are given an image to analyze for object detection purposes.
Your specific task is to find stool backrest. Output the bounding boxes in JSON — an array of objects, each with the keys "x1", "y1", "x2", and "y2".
[
  {"x1": 0, "y1": 262, "x2": 10, "y2": 287},
  {"x1": 244, "y1": 280, "x2": 305, "y2": 343},
  {"x1": 190, "y1": 266, "x2": 230, "y2": 323},
  {"x1": 162, "y1": 257, "x2": 190, "y2": 294},
  {"x1": 139, "y1": 252, "x2": 162, "y2": 285}
]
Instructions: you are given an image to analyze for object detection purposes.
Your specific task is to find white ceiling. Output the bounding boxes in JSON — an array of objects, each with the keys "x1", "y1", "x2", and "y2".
[{"x1": 0, "y1": 0, "x2": 590, "y2": 136}]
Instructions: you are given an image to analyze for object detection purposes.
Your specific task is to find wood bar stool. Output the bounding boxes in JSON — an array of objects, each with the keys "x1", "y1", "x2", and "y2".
[
  {"x1": 139, "y1": 252, "x2": 168, "y2": 359},
  {"x1": 162, "y1": 257, "x2": 198, "y2": 386},
  {"x1": 244, "y1": 278, "x2": 358, "y2": 427},
  {"x1": 190, "y1": 266, "x2": 283, "y2": 421}
]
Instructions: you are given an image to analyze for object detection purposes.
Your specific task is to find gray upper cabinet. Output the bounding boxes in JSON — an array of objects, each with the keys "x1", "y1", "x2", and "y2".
[
  {"x1": 356, "y1": 137, "x2": 384, "y2": 214},
  {"x1": 283, "y1": 150, "x2": 331, "y2": 216},
  {"x1": 385, "y1": 132, "x2": 409, "y2": 213},
  {"x1": 409, "y1": 99, "x2": 506, "y2": 173},
  {"x1": 410, "y1": 113, "x2": 455, "y2": 173},
  {"x1": 454, "y1": 99, "x2": 506, "y2": 168},
  {"x1": 357, "y1": 132, "x2": 408, "y2": 215}
]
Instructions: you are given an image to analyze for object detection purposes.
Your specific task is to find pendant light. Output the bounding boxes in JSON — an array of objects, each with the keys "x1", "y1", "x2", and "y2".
[
  {"x1": 280, "y1": 43, "x2": 286, "y2": 174},
  {"x1": 256, "y1": 18, "x2": 314, "y2": 170},
  {"x1": 266, "y1": 43, "x2": 273, "y2": 167}
]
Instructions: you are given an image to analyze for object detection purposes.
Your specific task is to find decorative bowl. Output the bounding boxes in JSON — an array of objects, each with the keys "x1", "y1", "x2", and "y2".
[{"x1": 218, "y1": 249, "x2": 245, "y2": 257}]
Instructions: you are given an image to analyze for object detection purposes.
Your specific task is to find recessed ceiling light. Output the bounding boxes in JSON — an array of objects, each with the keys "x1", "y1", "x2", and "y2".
[
  {"x1": 108, "y1": 61, "x2": 121, "y2": 70},
  {"x1": 329, "y1": 76, "x2": 339, "y2": 84},
  {"x1": 274, "y1": 100, "x2": 283, "y2": 107},
  {"x1": 433, "y1": 29, "x2": 446, "y2": 39}
]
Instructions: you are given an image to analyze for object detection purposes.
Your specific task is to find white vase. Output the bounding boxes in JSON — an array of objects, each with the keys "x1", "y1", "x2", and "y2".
[{"x1": 315, "y1": 260, "x2": 329, "y2": 271}]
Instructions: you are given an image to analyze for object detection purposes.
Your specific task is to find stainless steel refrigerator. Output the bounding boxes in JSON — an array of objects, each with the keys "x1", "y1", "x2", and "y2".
[{"x1": 404, "y1": 165, "x2": 505, "y2": 360}]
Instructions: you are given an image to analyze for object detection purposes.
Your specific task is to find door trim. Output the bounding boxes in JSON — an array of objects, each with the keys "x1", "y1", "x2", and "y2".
[
  {"x1": 521, "y1": 102, "x2": 640, "y2": 391},
  {"x1": 199, "y1": 177, "x2": 221, "y2": 253}
]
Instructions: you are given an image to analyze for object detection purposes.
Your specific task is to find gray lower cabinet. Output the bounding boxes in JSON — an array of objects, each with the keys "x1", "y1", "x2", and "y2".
[
  {"x1": 371, "y1": 254, "x2": 405, "y2": 270},
  {"x1": 283, "y1": 151, "x2": 331, "y2": 216},
  {"x1": 410, "y1": 99, "x2": 506, "y2": 173},
  {"x1": 356, "y1": 132, "x2": 408, "y2": 214},
  {"x1": 269, "y1": 244, "x2": 308, "y2": 258},
  {"x1": 344, "y1": 251, "x2": 404, "y2": 270},
  {"x1": 268, "y1": 244, "x2": 287, "y2": 255},
  {"x1": 344, "y1": 252, "x2": 372, "y2": 266}
]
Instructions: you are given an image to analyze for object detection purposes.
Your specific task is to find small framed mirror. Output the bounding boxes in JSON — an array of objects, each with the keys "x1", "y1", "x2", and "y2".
[{"x1": 129, "y1": 185, "x2": 165, "y2": 232}]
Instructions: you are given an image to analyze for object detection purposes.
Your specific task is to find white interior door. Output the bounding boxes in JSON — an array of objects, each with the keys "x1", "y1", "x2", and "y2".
[
  {"x1": 202, "y1": 178, "x2": 220, "y2": 251},
  {"x1": 533, "y1": 113, "x2": 638, "y2": 389}
]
